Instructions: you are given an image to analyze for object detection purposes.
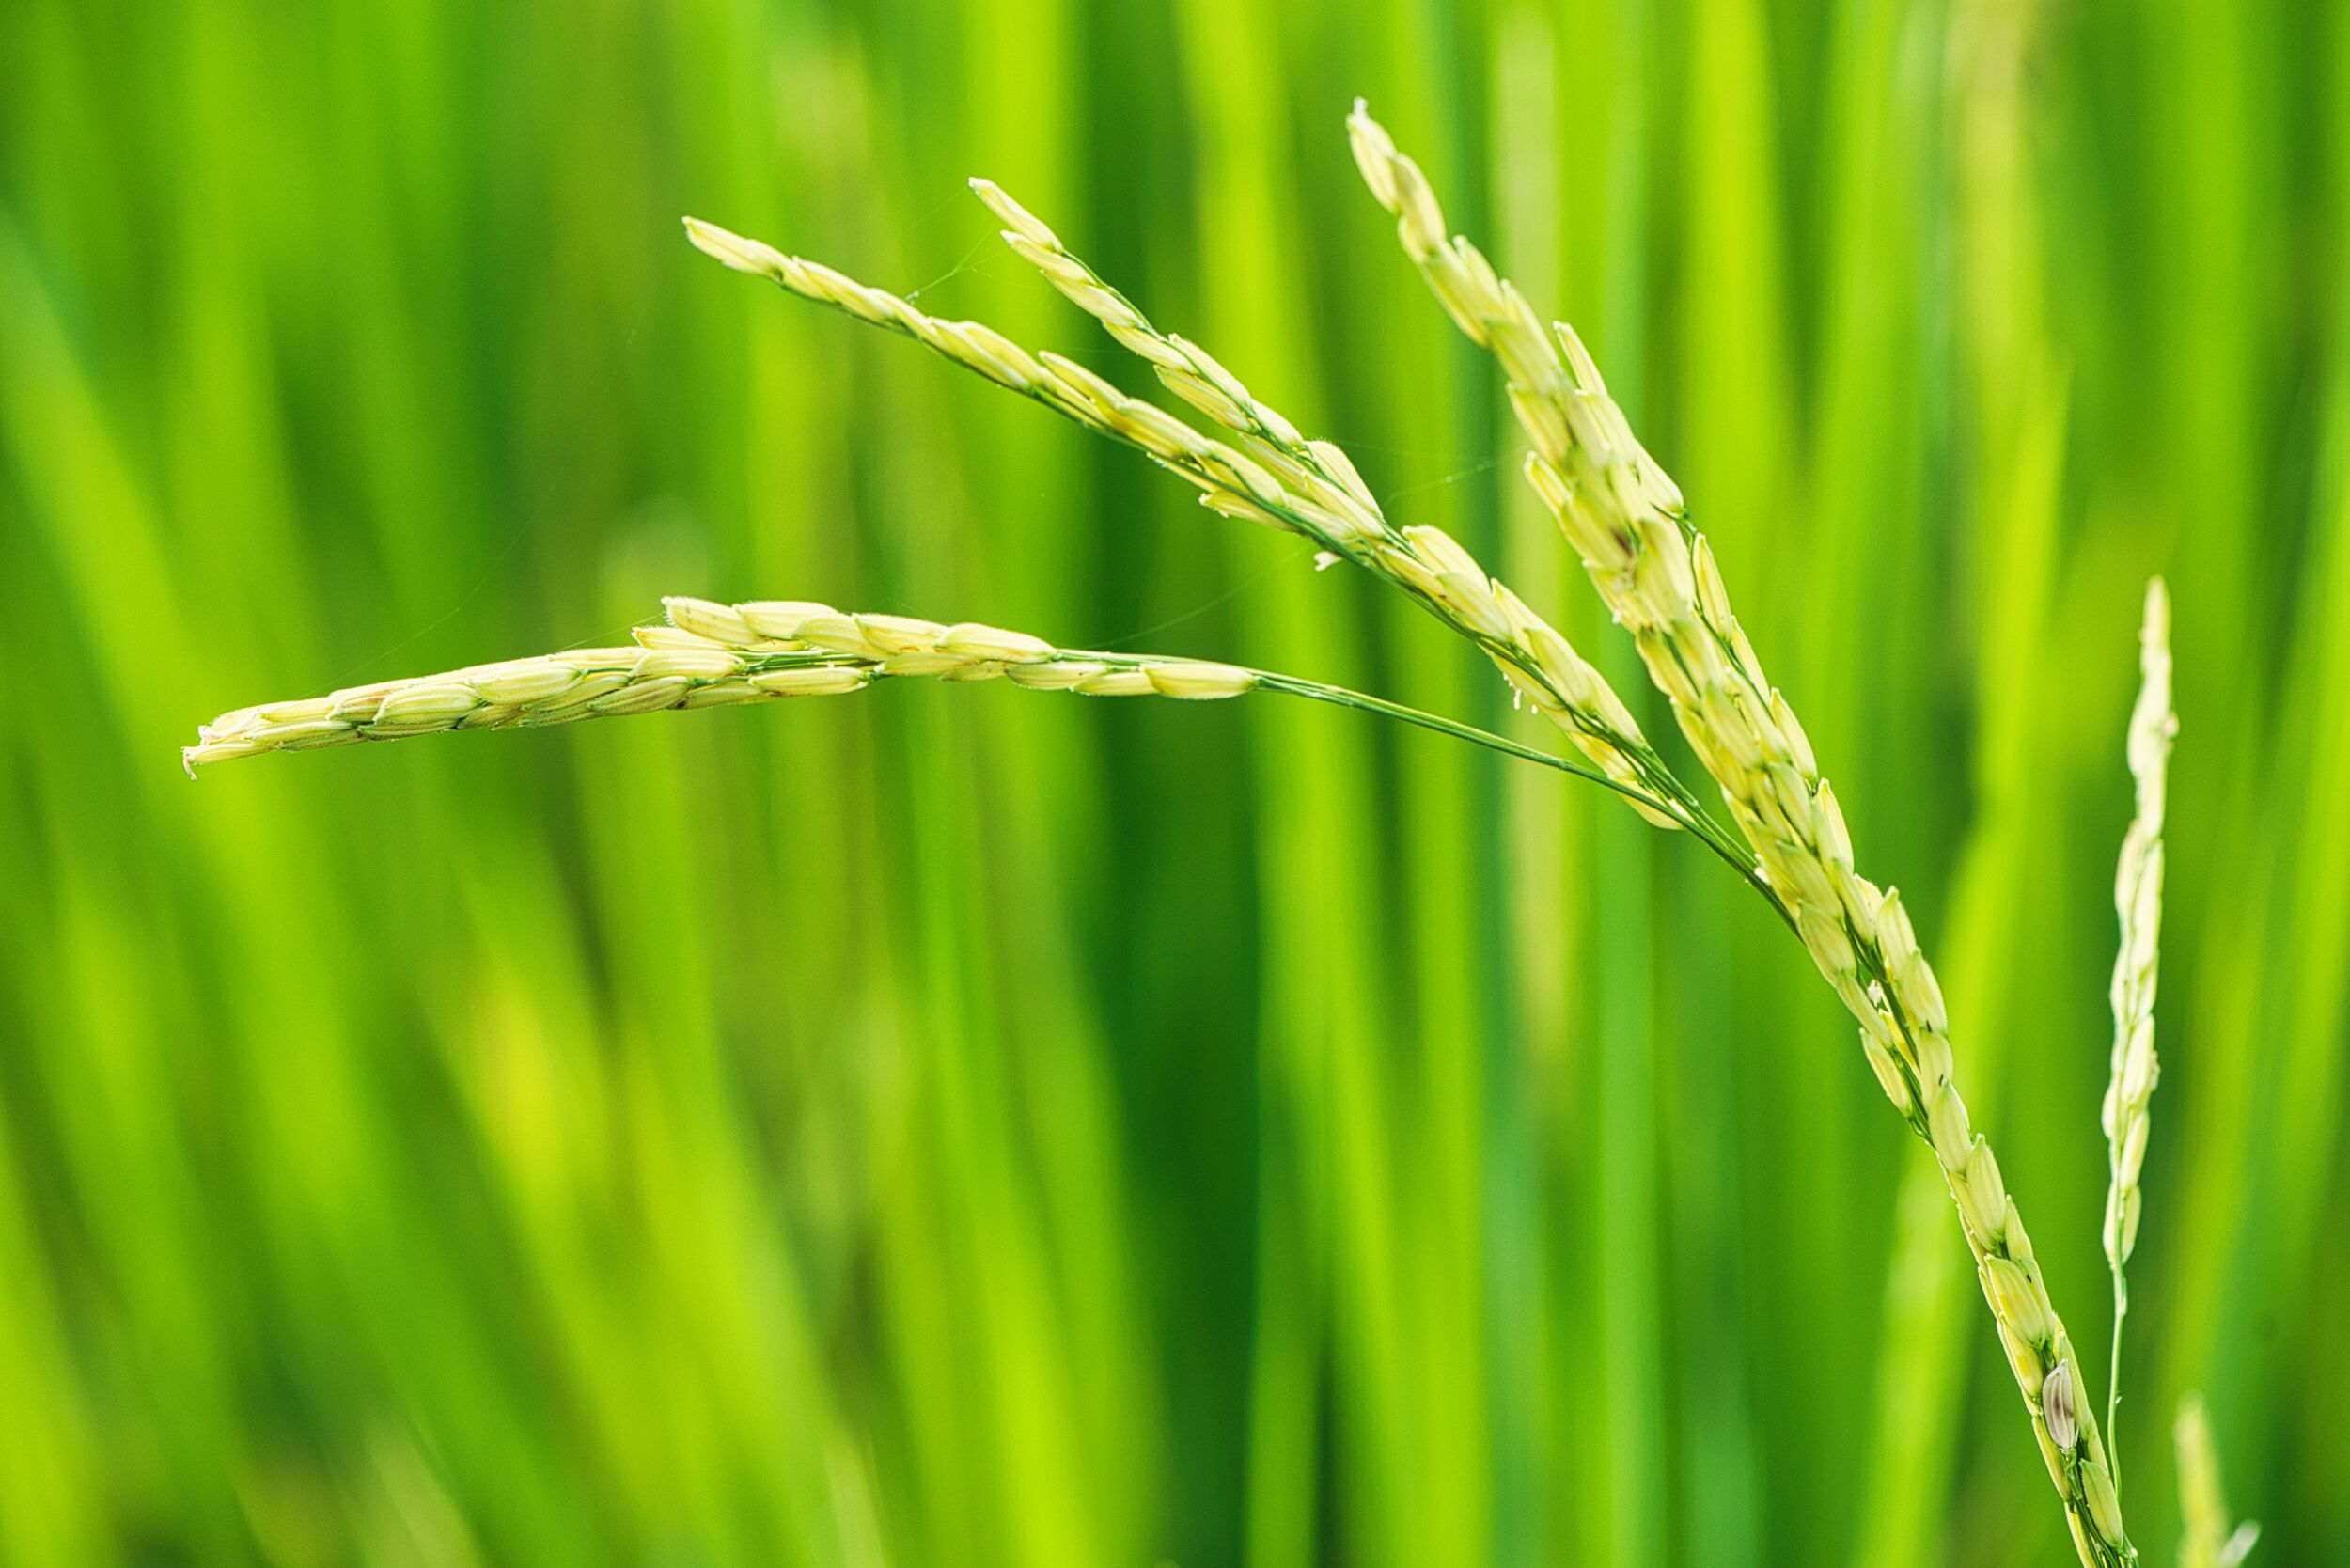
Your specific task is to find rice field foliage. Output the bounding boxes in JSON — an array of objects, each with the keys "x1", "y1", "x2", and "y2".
[{"x1": 2, "y1": 0, "x2": 2345, "y2": 1563}]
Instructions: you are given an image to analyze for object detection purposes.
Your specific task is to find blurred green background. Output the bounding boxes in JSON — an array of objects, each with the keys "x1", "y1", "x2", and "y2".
[{"x1": 4, "y1": 0, "x2": 2345, "y2": 1563}]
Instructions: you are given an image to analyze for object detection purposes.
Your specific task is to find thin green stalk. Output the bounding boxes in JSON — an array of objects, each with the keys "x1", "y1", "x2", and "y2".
[{"x1": 1248, "y1": 670, "x2": 1778, "y2": 910}]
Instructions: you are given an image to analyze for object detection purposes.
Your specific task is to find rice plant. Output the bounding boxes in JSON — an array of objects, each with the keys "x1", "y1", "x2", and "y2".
[{"x1": 181, "y1": 102, "x2": 2268, "y2": 1567}]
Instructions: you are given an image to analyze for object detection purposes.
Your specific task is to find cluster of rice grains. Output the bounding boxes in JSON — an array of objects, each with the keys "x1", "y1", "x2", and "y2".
[
  {"x1": 187, "y1": 600, "x2": 1268, "y2": 768},
  {"x1": 187, "y1": 597, "x2": 1667, "y2": 811},
  {"x1": 189, "y1": 102, "x2": 2251, "y2": 1567},
  {"x1": 1344, "y1": 102, "x2": 2184, "y2": 1565},
  {"x1": 2103, "y1": 581, "x2": 2178, "y2": 1495}
]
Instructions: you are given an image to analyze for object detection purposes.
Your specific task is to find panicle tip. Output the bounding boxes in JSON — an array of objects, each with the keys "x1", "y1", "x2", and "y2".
[
  {"x1": 966, "y1": 176, "x2": 1059, "y2": 249},
  {"x1": 1345, "y1": 99, "x2": 1401, "y2": 209},
  {"x1": 682, "y1": 217, "x2": 786, "y2": 277}
]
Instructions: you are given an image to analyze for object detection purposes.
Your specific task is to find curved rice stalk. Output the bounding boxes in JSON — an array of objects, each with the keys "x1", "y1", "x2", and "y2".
[{"x1": 1347, "y1": 98, "x2": 2137, "y2": 1565}]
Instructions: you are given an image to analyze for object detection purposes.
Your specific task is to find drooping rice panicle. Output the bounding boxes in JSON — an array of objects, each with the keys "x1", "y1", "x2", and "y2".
[
  {"x1": 1347, "y1": 100, "x2": 2137, "y2": 1566},
  {"x1": 2175, "y1": 1395, "x2": 2260, "y2": 1568},
  {"x1": 681, "y1": 215, "x2": 1756, "y2": 859},
  {"x1": 2102, "y1": 577, "x2": 2176, "y2": 1489},
  {"x1": 183, "y1": 604, "x2": 1264, "y2": 773},
  {"x1": 186, "y1": 598, "x2": 1733, "y2": 858}
]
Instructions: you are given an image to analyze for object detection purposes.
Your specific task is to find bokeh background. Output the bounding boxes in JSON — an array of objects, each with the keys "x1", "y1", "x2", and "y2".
[{"x1": 4, "y1": 0, "x2": 2345, "y2": 1563}]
